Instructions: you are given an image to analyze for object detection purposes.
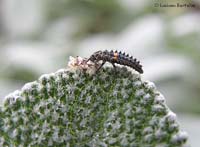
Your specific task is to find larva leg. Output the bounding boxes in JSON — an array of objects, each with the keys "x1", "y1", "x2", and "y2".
[
  {"x1": 111, "y1": 62, "x2": 117, "y2": 72},
  {"x1": 96, "y1": 61, "x2": 106, "y2": 72}
]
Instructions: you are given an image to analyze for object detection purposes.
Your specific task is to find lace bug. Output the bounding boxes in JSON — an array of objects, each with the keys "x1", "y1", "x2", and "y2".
[{"x1": 87, "y1": 50, "x2": 143, "y2": 74}]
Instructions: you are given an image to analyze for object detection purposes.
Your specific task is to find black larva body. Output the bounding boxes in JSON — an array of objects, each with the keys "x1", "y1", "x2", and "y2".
[{"x1": 88, "y1": 50, "x2": 143, "y2": 74}]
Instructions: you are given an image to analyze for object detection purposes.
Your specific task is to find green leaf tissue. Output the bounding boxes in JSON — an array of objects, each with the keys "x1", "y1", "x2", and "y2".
[{"x1": 0, "y1": 56, "x2": 189, "y2": 147}]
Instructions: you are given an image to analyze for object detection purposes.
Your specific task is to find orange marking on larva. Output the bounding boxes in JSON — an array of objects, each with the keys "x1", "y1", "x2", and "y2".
[{"x1": 114, "y1": 52, "x2": 118, "y2": 60}]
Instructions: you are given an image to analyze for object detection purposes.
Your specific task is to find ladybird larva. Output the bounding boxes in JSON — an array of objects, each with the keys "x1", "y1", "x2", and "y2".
[{"x1": 87, "y1": 50, "x2": 143, "y2": 74}]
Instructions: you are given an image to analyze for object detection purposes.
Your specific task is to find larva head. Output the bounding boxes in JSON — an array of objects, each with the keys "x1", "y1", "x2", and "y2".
[{"x1": 88, "y1": 50, "x2": 103, "y2": 62}]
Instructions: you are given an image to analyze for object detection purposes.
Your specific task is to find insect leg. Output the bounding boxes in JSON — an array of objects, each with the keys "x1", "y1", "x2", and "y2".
[
  {"x1": 86, "y1": 57, "x2": 91, "y2": 62},
  {"x1": 96, "y1": 61, "x2": 106, "y2": 72},
  {"x1": 111, "y1": 63, "x2": 117, "y2": 72}
]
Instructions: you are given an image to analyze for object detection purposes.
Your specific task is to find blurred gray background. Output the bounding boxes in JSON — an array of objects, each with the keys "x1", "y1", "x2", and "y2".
[{"x1": 0, "y1": 0, "x2": 200, "y2": 146}]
